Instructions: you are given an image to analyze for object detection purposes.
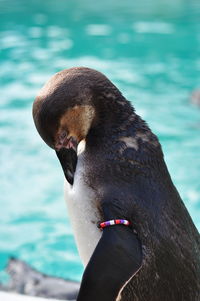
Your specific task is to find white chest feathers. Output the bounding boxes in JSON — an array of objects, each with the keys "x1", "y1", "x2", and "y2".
[{"x1": 64, "y1": 150, "x2": 102, "y2": 267}]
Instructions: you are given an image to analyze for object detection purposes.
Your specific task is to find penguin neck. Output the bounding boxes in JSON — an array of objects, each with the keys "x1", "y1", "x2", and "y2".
[
  {"x1": 86, "y1": 99, "x2": 162, "y2": 165},
  {"x1": 89, "y1": 95, "x2": 135, "y2": 139}
]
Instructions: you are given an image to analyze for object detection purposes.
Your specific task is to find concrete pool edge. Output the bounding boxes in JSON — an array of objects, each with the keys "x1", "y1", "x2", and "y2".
[{"x1": 0, "y1": 291, "x2": 73, "y2": 301}]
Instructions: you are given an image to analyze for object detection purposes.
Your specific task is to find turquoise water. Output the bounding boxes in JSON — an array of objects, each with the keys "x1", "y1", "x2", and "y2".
[{"x1": 0, "y1": 0, "x2": 200, "y2": 282}]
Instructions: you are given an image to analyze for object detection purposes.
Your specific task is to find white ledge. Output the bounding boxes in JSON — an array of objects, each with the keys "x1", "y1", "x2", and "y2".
[{"x1": 0, "y1": 292, "x2": 61, "y2": 301}]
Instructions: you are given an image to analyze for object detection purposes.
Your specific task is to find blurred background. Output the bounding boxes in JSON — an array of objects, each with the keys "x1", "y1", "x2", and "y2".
[{"x1": 0, "y1": 0, "x2": 200, "y2": 283}]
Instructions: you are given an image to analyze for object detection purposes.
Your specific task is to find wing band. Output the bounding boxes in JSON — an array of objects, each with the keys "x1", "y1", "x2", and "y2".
[{"x1": 98, "y1": 219, "x2": 131, "y2": 229}]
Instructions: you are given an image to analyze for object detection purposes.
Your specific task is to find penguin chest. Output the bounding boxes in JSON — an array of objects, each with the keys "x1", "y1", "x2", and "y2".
[{"x1": 64, "y1": 157, "x2": 102, "y2": 267}]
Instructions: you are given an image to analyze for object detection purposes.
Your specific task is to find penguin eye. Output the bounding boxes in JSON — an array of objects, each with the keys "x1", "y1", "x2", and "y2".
[{"x1": 60, "y1": 131, "x2": 67, "y2": 139}]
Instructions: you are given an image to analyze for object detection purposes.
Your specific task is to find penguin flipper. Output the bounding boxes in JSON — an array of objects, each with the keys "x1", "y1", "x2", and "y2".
[{"x1": 77, "y1": 226, "x2": 142, "y2": 301}]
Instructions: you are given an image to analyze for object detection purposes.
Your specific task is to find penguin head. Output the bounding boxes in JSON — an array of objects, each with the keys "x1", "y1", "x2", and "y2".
[{"x1": 32, "y1": 67, "x2": 101, "y2": 185}]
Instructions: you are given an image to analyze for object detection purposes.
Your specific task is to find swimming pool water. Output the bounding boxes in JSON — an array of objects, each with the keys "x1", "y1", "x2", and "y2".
[{"x1": 0, "y1": 0, "x2": 200, "y2": 282}]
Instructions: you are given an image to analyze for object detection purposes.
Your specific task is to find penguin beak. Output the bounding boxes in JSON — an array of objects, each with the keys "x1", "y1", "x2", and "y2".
[{"x1": 55, "y1": 137, "x2": 78, "y2": 185}]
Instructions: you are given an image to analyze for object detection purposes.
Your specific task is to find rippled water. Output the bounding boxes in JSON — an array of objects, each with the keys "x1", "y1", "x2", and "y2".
[{"x1": 0, "y1": 0, "x2": 200, "y2": 282}]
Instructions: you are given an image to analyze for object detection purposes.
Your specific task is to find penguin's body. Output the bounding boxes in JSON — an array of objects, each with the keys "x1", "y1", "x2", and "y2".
[{"x1": 33, "y1": 67, "x2": 200, "y2": 301}]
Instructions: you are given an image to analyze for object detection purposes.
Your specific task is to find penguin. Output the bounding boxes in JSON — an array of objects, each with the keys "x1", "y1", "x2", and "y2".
[
  {"x1": 0, "y1": 257, "x2": 79, "y2": 300},
  {"x1": 33, "y1": 67, "x2": 200, "y2": 301}
]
